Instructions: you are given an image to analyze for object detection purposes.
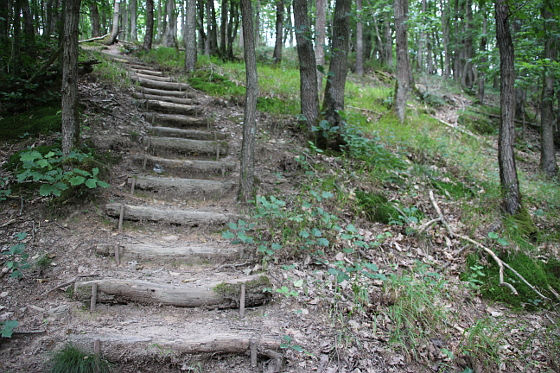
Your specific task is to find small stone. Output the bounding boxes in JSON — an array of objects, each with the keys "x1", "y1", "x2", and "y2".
[
  {"x1": 0, "y1": 291, "x2": 8, "y2": 298},
  {"x1": 48, "y1": 305, "x2": 70, "y2": 318}
]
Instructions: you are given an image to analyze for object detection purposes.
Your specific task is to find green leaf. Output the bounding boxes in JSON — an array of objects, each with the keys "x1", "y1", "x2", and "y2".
[
  {"x1": 497, "y1": 238, "x2": 509, "y2": 246},
  {"x1": 69, "y1": 176, "x2": 86, "y2": 186},
  {"x1": 364, "y1": 262, "x2": 379, "y2": 271},
  {"x1": 222, "y1": 231, "x2": 235, "y2": 239},
  {"x1": 1, "y1": 320, "x2": 19, "y2": 338},
  {"x1": 293, "y1": 279, "x2": 304, "y2": 288},
  {"x1": 39, "y1": 184, "x2": 61, "y2": 197},
  {"x1": 19, "y1": 150, "x2": 42, "y2": 162},
  {"x1": 271, "y1": 243, "x2": 283, "y2": 251},
  {"x1": 85, "y1": 179, "x2": 97, "y2": 188},
  {"x1": 317, "y1": 238, "x2": 329, "y2": 246},
  {"x1": 16, "y1": 232, "x2": 28, "y2": 240},
  {"x1": 346, "y1": 224, "x2": 357, "y2": 233},
  {"x1": 487, "y1": 232, "x2": 499, "y2": 239}
]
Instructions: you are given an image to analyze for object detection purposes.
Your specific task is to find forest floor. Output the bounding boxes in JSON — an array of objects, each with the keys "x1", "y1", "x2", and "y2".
[{"x1": 0, "y1": 45, "x2": 559, "y2": 373}]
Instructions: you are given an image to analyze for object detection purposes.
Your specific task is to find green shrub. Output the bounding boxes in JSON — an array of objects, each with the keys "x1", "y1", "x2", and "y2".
[
  {"x1": 355, "y1": 190, "x2": 400, "y2": 224},
  {"x1": 0, "y1": 104, "x2": 61, "y2": 141},
  {"x1": 49, "y1": 343, "x2": 113, "y2": 373}
]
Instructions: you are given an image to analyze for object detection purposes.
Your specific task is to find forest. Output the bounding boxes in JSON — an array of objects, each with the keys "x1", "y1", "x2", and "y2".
[{"x1": 0, "y1": 0, "x2": 559, "y2": 372}]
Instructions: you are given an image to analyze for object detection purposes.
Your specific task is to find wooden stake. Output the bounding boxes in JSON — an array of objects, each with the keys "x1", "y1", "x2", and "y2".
[
  {"x1": 93, "y1": 339, "x2": 101, "y2": 356},
  {"x1": 142, "y1": 155, "x2": 147, "y2": 171},
  {"x1": 118, "y1": 202, "x2": 125, "y2": 231},
  {"x1": 90, "y1": 283, "x2": 98, "y2": 312},
  {"x1": 216, "y1": 144, "x2": 220, "y2": 161},
  {"x1": 114, "y1": 244, "x2": 120, "y2": 266},
  {"x1": 239, "y1": 283, "x2": 246, "y2": 319},
  {"x1": 250, "y1": 339, "x2": 257, "y2": 368},
  {"x1": 130, "y1": 177, "x2": 136, "y2": 195}
]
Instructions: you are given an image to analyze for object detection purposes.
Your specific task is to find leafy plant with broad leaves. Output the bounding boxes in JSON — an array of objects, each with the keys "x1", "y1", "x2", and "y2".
[
  {"x1": 14, "y1": 148, "x2": 109, "y2": 197},
  {"x1": 2, "y1": 232, "x2": 30, "y2": 278},
  {"x1": 0, "y1": 320, "x2": 19, "y2": 338}
]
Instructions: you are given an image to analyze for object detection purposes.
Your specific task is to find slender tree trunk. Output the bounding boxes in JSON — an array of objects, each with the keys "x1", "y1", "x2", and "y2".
[
  {"x1": 204, "y1": 0, "x2": 211, "y2": 55},
  {"x1": 226, "y1": 0, "x2": 239, "y2": 60},
  {"x1": 355, "y1": 0, "x2": 364, "y2": 75},
  {"x1": 383, "y1": 13, "x2": 392, "y2": 68},
  {"x1": 107, "y1": 0, "x2": 121, "y2": 44},
  {"x1": 129, "y1": 0, "x2": 137, "y2": 42},
  {"x1": 321, "y1": 0, "x2": 351, "y2": 148},
  {"x1": 394, "y1": 0, "x2": 411, "y2": 123},
  {"x1": 61, "y1": 0, "x2": 81, "y2": 155},
  {"x1": 220, "y1": 0, "x2": 228, "y2": 56},
  {"x1": 10, "y1": 0, "x2": 22, "y2": 76},
  {"x1": 272, "y1": 0, "x2": 283, "y2": 64},
  {"x1": 197, "y1": 0, "x2": 205, "y2": 52},
  {"x1": 254, "y1": 0, "x2": 260, "y2": 47},
  {"x1": 441, "y1": 0, "x2": 450, "y2": 78},
  {"x1": 293, "y1": 0, "x2": 319, "y2": 133},
  {"x1": 143, "y1": 0, "x2": 154, "y2": 50},
  {"x1": 164, "y1": 0, "x2": 177, "y2": 47},
  {"x1": 416, "y1": 0, "x2": 426, "y2": 71},
  {"x1": 539, "y1": 2, "x2": 558, "y2": 177},
  {"x1": 239, "y1": 0, "x2": 258, "y2": 203},
  {"x1": 315, "y1": 0, "x2": 326, "y2": 89},
  {"x1": 495, "y1": 0, "x2": 521, "y2": 215},
  {"x1": 22, "y1": 0, "x2": 34, "y2": 47},
  {"x1": 185, "y1": 0, "x2": 197, "y2": 71},
  {"x1": 0, "y1": 0, "x2": 8, "y2": 46},
  {"x1": 90, "y1": 2, "x2": 101, "y2": 37},
  {"x1": 477, "y1": 15, "x2": 487, "y2": 104}
]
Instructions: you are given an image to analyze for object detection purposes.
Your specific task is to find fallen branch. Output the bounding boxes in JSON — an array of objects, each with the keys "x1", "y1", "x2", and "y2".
[
  {"x1": 428, "y1": 190, "x2": 549, "y2": 300},
  {"x1": 42, "y1": 274, "x2": 100, "y2": 298},
  {"x1": 79, "y1": 33, "x2": 109, "y2": 43}
]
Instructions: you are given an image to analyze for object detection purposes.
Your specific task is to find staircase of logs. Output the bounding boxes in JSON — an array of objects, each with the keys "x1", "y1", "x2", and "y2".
[{"x1": 65, "y1": 52, "x2": 283, "y2": 371}]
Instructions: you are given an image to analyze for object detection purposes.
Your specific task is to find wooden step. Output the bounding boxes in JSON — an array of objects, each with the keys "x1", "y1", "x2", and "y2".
[
  {"x1": 132, "y1": 72, "x2": 175, "y2": 82},
  {"x1": 95, "y1": 242, "x2": 240, "y2": 263},
  {"x1": 137, "y1": 99, "x2": 201, "y2": 115},
  {"x1": 128, "y1": 175, "x2": 235, "y2": 198},
  {"x1": 106, "y1": 203, "x2": 229, "y2": 226},
  {"x1": 74, "y1": 275, "x2": 271, "y2": 308},
  {"x1": 132, "y1": 154, "x2": 236, "y2": 177},
  {"x1": 139, "y1": 87, "x2": 196, "y2": 98},
  {"x1": 130, "y1": 68, "x2": 164, "y2": 76},
  {"x1": 146, "y1": 136, "x2": 228, "y2": 158},
  {"x1": 145, "y1": 113, "x2": 210, "y2": 127},
  {"x1": 147, "y1": 126, "x2": 226, "y2": 140},
  {"x1": 133, "y1": 76, "x2": 190, "y2": 91},
  {"x1": 132, "y1": 92, "x2": 198, "y2": 105}
]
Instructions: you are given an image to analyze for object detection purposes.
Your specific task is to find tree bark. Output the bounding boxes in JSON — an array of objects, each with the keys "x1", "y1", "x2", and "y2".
[
  {"x1": 495, "y1": 0, "x2": 521, "y2": 215},
  {"x1": 321, "y1": 0, "x2": 351, "y2": 147},
  {"x1": 477, "y1": 15, "x2": 488, "y2": 104},
  {"x1": 143, "y1": 0, "x2": 154, "y2": 50},
  {"x1": 294, "y1": 0, "x2": 319, "y2": 133},
  {"x1": 394, "y1": 0, "x2": 411, "y2": 123},
  {"x1": 89, "y1": 2, "x2": 101, "y2": 37},
  {"x1": 185, "y1": 0, "x2": 197, "y2": 71},
  {"x1": 128, "y1": 0, "x2": 137, "y2": 42},
  {"x1": 314, "y1": 0, "x2": 326, "y2": 89},
  {"x1": 355, "y1": 0, "x2": 364, "y2": 76},
  {"x1": 539, "y1": 2, "x2": 558, "y2": 177},
  {"x1": 107, "y1": 0, "x2": 121, "y2": 45},
  {"x1": 239, "y1": 0, "x2": 258, "y2": 203},
  {"x1": 61, "y1": 0, "x2": 81, "y2": 155},
  {"x1": 164, "y1": 0, "x2": 177, "y2": 47},
  {"x1": 10, "y1": 0, "x2": 22, "y2": 77},
  {"x1": 272, "y1": 0, "x2": 284, "y2": 64}
]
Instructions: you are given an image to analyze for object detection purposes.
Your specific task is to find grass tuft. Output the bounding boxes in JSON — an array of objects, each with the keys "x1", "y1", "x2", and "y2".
[{"x1": 49, "y1": 343, "x2": 113, "y2": 373}]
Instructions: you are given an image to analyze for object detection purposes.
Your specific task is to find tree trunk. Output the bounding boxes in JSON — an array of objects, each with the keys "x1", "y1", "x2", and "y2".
[
  {"x1": 320, "y1": 0, "x2": 351, "y2": 149},
  {"x1": 355, "y1": 0, "x2": 364, "y2": 75},
  {"x1": 0, "y1": 0, "x2": 8, "y2": 46},
  {"x1": 383, "y1": 13, "x2": 393, "y2": 68},
  {"x1": 272, "y1": 0, "x2": 284, "y2": 64},
  {"x1": 220, "y1": 0, "x2": 228, "y2": 57},
  {"x1": 22, "y1": 0, "x2": 34, "y2": 48},
  {"x1": 293, "y1": 0, "x2": 319, "y2": 133},
  {"x1": 143, "y1": 0, "x2": 154, "y2": 50},
  {"x1": 164, "y1": 0, "x2": 177, "y2": 47},
  {"x1": 477, "y1": 15, "x2": 487, "y2": 104},
  {"x1": 314, "y1": 0, "x2": 326, "y2": 89},
  {"x1": 393, "y1": 0, "x2": 411, "y2": 123},
  {"x1": 185, "y1": 0, "x2": 197, "y2": 71},
  {"x1": 128, "y1": 0, "x2": 137, "y2": 41},
  {"x1": 107, "y1": 0, "x2": 120, "y2": 44},
  {"x1": 239, "y1": 0, "x2": 258, "y2": 203},
  {"x1": 10, "y1": 0, "x2": 22, "y2": 76},
  {"x1": 89, "y1": 2, "x2": 101, "y2": 37},
  {"x1": 226, "y1": 0, "x2": 240, "y2": 60},
  {"x1": 495, "y1": 0, "x2": 521, "y2": 215},
  {"x1": 197, "y1": 0, "x2": 205, "y2": 52},
  {"x1": 61, "y1": 0, "x2": 81, "y2": 155},
  {"x1": 539, "y1": 2, "x2": 558, "y2": 177}
]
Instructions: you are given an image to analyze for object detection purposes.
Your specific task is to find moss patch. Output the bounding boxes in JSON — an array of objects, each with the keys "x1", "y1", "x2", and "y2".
[
  {"x1": 213, "y1": 275, "x2": 271, "y2": 306},
  {"x1": 430, "y1": 176, "x2": 476, "y2": 199},
  {"x1": 0, "y1": 105, "x2": 61, "y2": 140},
  {"x1": 465, "y1": 252, "x2": 560, "y2": 310}
]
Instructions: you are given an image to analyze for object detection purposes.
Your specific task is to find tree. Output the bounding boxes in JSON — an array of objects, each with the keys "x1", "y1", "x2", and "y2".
[
  {"x1": 61, "y1": 0, "x2": 81, "y2": 155},
  {"x1": 107, "y1": 0, "x2": 121, "y2": 44},
  {"x1": 394, "y1": 0, "x2": 411, "y2": 123},
  {"x1": 321, "y1": 0, "x2": 352, "y2": 149},
  {"x1": 495, "y1": 0, "x2": 521, "y2": 215},
  {"x1": 143, "y1": 0, "x2": 154, "y2": 50},
  {"x1": 355, "y1": 0, "x2": 364, "y2": 76},
  {"x1": 314, "y1": 0, "x2": 327, "y2": 89},
  {"x1": 239, "y1": 0, "x2": 258, "y2": 203},
  {"x1": 539, "y1": 1, "x2": 558, "y2": 177},
  {"x1": 185, "y1": 0, "x2": 197, "y2": 71},
  {"x1": 293, "y1": 0, "x2": 320, "y2": 133},
  {"x1": 164, "y1": 0, "x2": 177, "y2": 47},
  {"x1": 128, "y1": 0, "x2": 137, "y2": 42},
  {"x1": 272, "y1": 0, "x2": 284, "y2": 64},
  {"x1": 89, "y1": 2, "x2": 101, "y2": 37}
]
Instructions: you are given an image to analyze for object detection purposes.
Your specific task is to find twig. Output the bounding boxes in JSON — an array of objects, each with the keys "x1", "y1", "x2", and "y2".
[
  {"x1": 429, "y1": 190, "x2": 549, "y2": 300},
  {"x1": 79, "y1": 33, "x2": 109, "y2": 43},
  {"x1": 347, "y1": 105, "x2": 382, "y2": 115}
]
